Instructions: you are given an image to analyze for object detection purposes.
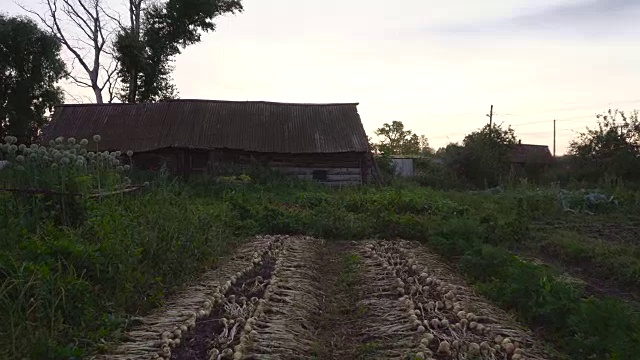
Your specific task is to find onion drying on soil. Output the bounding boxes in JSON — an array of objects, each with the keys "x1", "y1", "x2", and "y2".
[
  {"x1": 357, "y1": 240, "x2": 554, "y2": 359},
  {"x1": 96, "y1": 236, "x2": 553, "y2": 360}
]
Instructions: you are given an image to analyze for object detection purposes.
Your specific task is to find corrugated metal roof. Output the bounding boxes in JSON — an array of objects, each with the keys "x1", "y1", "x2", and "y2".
[{"x1": 42, "y1": 100, "x2": 369, "y2": 153}]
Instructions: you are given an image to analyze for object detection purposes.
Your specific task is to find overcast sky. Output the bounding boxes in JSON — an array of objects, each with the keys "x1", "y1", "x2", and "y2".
[{"x1": 6, "y1": 0, "x2": 640, "y2": 154}]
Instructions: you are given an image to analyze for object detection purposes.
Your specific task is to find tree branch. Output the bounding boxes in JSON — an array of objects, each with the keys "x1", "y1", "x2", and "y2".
[{"x1": 19, "y1": 0, "x2": 117, "y2": 104}]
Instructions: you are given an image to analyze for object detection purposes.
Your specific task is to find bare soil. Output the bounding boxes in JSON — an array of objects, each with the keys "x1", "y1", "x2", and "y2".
[{"x1": 171, "y1": 256, "x2": 276, "y2": 360}]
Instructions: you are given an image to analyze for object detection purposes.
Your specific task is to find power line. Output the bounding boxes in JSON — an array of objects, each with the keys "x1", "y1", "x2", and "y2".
[
  {"x1": 422, "y1": 100, "x2": 640, "y2": 144},
  {"x1": 494, "y1": 99, "x2": 640, "y2": 116}
]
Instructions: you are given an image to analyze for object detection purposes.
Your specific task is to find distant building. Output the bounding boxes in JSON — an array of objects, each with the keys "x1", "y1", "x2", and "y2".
[
  {"x1": 42, "y1": 100, "x2": 373, "y2": 186},
  {"x1": 509, "y1": 142, "x2": 554, "y2": 166}
]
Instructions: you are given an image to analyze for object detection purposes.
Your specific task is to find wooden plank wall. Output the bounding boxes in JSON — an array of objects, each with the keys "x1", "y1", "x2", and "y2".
[
  {"x1": 133, "y1": 148, "x2": 370, "y2": 185},
  {"x1": 210, "y1": 149, "x2": 368, "y2": 186},
  {"x1": 276, "y1": 167, "x2": 363, "y2": 185}
]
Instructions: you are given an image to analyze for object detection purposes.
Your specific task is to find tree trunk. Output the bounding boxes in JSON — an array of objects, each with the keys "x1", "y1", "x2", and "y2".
[
  {"x1": 127, "y1": 0, "x2": 141, "y2": 103},
  {"x1": 93, "y1": 85, "x2": 103, "y2": 104}
]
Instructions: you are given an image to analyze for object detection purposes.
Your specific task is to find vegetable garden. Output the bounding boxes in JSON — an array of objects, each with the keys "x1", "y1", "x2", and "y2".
[{"x1": 1, "y1": 136, "x2": 640, "y2": 359}]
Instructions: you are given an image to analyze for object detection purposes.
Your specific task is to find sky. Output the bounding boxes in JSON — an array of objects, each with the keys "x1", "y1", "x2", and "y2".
[{"x1": 5, "y1": 0, "x2": 640, "y2": 154}]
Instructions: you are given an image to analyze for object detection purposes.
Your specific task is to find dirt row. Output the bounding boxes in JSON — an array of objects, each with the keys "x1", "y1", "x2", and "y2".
[{"x1": 96, "y1": 236, "x2": 555, "y2": 360}]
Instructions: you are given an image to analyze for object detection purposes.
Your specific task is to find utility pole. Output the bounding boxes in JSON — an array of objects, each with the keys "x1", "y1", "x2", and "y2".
[
  {"x1": 553, "y1": 119, "x2": 556, "y2": 157},
  {"x1": 487, "y1": 105, "x2": 494, "y2": 128}
]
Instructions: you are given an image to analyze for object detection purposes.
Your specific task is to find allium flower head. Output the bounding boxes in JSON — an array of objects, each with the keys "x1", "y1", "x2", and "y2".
[
  {"x1": 51, "y1": 163, "x2": 59, "y2": 169},
  {"x1": 79, "y1": 149, "x2": 87, "y2": 156},
  {"x1": 15, "y1": 155, "x2": 25, "y2": 163},
  {"x1": 76, "y1": 160, "x2": 84, "y2": 167},
  {"x1": 115, "y1": 151, "x2": 121, "y2": 157},
  {"x1": 30, "y1": 144, "x2": 38, "y2": 150},
  {"x1": 123, "y1": 177, "x2": 131, "y2": 186},
  {"x1": 69, "y1": 154, "x2": 77, "y2": 162},
  {"x1": 61, "y1": 157, "x2": 70, "y2": 165},
  {"x1": 18, "y1": 144, "x2": 27, "y2": 152},
  {"x1": 93, "y1": 135, "x2": 101, "y2": 142},
  {"x1": 55, "y1": 137, "x2": 64, "y2": 144},
  {"x1": 68, "y1": 138, "x2": 76, "y2": 145},
  {"x1": 49, "y1": 140, "x2": 56, "y2": 147},
  {"x1": 143, "y1": 181, "x2": 150, "y2": 187},
  {"x1": 124, "y1": 164, "x2": 131, "y2": 171},
  {"x1": 9, "y1": 144, "x2": 17, "y2": 153},
  {"x1": 116, "y1": 165, "x2": 124, "y2": 172},
  {"x1": 80, "y1": 139, "x2": 89, "y2": 146},
  {"x1": 29, "y1": 153, "x2": 38, "y2": 161},
  {"x1": 126, "y1": 150, "x2": 133, "y2": 157},
  {"x1": 112, "y1": 159, "x2": 120, "y2": 166},
  {"x1": 53, "y1": 152, "x2": 63, "y2": 160}
]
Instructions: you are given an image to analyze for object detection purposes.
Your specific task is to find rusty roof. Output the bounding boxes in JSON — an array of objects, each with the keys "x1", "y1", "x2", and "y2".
[
  {"x1": 509, "y1": 144, "x2": 554, "y2": 164},
  {"x1": 42, "y1": 100, "x2": 369, "y2": 153}
]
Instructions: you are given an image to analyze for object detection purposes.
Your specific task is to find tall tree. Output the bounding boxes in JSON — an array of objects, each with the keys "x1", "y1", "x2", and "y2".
[
  {"x1": 374, "y1": 121, "x2": 431, "y2": 155},
  {"x1": 20, "y1": 0, "x2": 119, "y2": 103},
  {"x1": 569, "y1": 108, "x2": 640, "y2": 180},
  {"x1": 455, "y1": 123, "x2": 518, "y2": 188},
  {"x1": 115, "y1": 0, "x2": 243, "y2": 103},
  {"x1": 0, "y1": 15, "x2": 66, "y2": 142}
]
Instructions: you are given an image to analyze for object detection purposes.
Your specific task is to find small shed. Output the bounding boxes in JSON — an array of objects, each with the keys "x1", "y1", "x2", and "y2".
[
  {"x1": 389, "y1": 155, "x2": 417, "y2": 177},
  {"x1": 42, "y1": 100, "x2": 373, "y2": 186}
]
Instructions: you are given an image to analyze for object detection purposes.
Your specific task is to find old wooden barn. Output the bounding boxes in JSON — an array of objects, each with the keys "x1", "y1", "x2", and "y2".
[{"x1": 42, "y1": 100, "x2": 373, "y2": 185}]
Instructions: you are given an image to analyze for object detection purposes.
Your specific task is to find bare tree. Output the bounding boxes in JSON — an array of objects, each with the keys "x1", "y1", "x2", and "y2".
[{"x1": 19, "y1": 0, "x2": 119, "y2": 103}]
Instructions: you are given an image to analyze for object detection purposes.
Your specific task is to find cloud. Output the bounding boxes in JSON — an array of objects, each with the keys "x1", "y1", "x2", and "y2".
[{"x1": 430, "y1": 0, "x2": 640, "y2": 40}]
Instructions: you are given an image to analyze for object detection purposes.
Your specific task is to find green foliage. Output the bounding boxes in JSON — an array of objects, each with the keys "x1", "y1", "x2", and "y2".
[
  {"x1": 540, "y1": 230, "x2": 640, "y2": 290},
  {"x1": 0, "y1": 135, "x2": 134, "y2": 228},
  {"x1": 454, "y1": 124, "x2": 518, "y2": 188},
  {"x1": 2, "y1": 175, "x2": 640, "y2": 359},
  {"x1": 372, "y1": 121, "x2": 432, "y2": 155},
  {"x1": 115, "y1": 0, "x2": 243, "y2": 102},
  {"x1": 569, "y1": 109, "x2": 640, "y2": 182},
  {"x1": 0, "y1": 15, "x2": 66, "y2": 142},
  {"x1": 0, "y1": 185, "x2": 240, "y2": 358},
  {"x1": 417, "y1": 124, "x2": 520, "y2": 189}
]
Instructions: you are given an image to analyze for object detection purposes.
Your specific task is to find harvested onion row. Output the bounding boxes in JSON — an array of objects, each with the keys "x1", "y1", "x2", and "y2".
[
  {"x1": 241, "y1": 235, "x2": 325, "y2": 359},
  {"x1": 171, "y1": 240, "x2": 283, "y2": 360},
  {"x1": 354, "y1": 244, "x2": 421, "y2": 359},
  {"x1": 360, "y1": 240, "x2": 553, "y2": 360},
  {"x1": 94, "y1": 235, "x2": 282, "y2": 360}
]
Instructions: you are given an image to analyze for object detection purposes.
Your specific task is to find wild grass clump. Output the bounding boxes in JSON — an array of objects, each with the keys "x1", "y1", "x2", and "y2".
[{"x1": 0, "y1": 184, "x2": 241, "y2": 359}]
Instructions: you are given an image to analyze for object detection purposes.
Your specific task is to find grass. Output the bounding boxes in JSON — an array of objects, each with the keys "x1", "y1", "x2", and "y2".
[
  {"x1": 529, "y1": 228, "x2": 640, "y2": 292},
  {"x1": 2, "y1": 169, "x2": 640, "y2": 359},
  {"x1": 310, "y1": 246, "x2": 366, "y2": 360}
]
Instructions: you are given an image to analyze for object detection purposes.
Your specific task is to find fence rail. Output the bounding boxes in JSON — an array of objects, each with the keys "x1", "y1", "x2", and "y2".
[{"x1": 0, "y1": 185, "x2": 146, "y2": 198}]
